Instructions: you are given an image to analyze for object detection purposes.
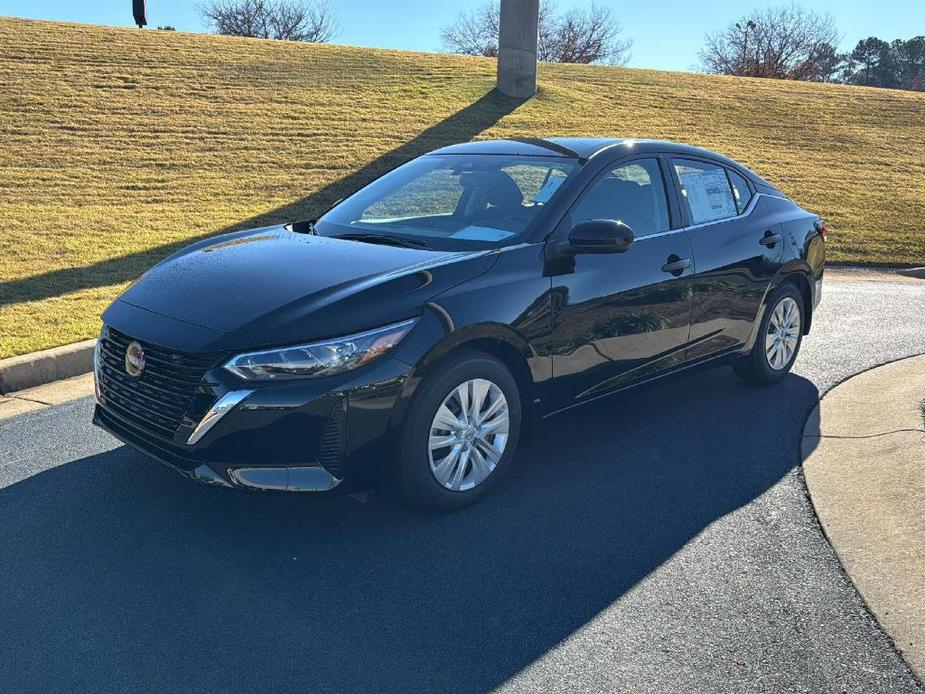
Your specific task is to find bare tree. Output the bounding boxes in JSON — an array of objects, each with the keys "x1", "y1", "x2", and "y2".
[
  {"x1": 549, "y1": 4, "x2": 631, "y2": 64},
  {"x1": 699, "y1": 5, "x2": 839, "y2": 80},
  {"x1": 200, "y1": 0, "x2": 340, "y2": 42},
  {"x1": 441, "y1": 1, "x2": 631, "y2": 65},
  {"x1": 439, "y1": 2, "x2": 503, "y2": 57}
]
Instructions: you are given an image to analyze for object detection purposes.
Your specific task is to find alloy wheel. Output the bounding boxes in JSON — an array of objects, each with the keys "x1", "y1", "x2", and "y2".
[
  {"x1": 765, "y1": 296, "x2": 801, "y2": 370},
  {"x1": 428, "y1": 378, "x2": 510, "y2": 491}
]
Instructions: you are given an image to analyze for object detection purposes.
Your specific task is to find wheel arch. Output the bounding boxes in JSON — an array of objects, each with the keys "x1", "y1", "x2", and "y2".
[
  {"x1": 773, "y1": 269, "x2": 814, "y2": 335},
  {"x1": 742, "y1": 266, "x2": 815, "y2": 355},
  {"x1": 395, "y1": 322, "x2": 540, "y2": 444}
]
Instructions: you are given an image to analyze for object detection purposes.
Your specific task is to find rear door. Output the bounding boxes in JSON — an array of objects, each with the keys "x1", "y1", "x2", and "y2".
[
  {"x1": 669, "y1": 158, "x2": 784, "y2": 361},
  {"x1": 546, "y1": 156, "x2": 694, "y2": 410}
]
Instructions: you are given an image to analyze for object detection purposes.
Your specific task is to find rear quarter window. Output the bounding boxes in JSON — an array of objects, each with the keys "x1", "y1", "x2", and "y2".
[{"x1": 727, "y1": 169, "x2": 754, "y2": 213}]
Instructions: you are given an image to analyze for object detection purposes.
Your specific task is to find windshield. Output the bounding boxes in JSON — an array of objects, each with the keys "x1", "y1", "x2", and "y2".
[{"x1": 315, "y1": 154, "x2": 578, "y2": 250}]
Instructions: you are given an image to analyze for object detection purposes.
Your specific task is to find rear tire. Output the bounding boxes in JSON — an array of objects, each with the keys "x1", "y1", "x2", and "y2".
[
  {"x1": 397, "y1": 350, "x2": 521, "y2": 511},
  {"x1": 734, "y1": 283, "x2": 804, "y2": 385}
]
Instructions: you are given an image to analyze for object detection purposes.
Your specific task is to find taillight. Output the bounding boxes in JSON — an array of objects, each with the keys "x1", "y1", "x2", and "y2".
[{"x1": 814, "y1": 219, "x2": 828, "y2": 241}]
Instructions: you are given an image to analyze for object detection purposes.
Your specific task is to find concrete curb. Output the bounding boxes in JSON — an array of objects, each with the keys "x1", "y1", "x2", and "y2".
[
  {"x1": 898, "y1": 266, "x2": 925, "y2": 280},
  {"x1": 826, "y1": 265, "x2": 925, "y2": 282},
  {"x1": 802, "y1": 354, "x2": 925, "y2": 682},
  {"x1": 827, "y1": 263, "x2": 925, "y2": 275},
  {"x1": 0, "y1": 339, "x2": 96, "y2": 395}
]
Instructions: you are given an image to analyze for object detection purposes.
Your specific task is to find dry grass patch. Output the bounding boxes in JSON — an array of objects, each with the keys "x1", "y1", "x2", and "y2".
[{"x1": 1, "y1": 17, "x2": 923, "y2": 358}]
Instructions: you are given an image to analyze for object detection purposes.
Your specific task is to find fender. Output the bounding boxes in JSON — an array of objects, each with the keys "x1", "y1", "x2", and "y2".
[{"x1": 414, "y1": 316, "x2": 537, "y2": 373}]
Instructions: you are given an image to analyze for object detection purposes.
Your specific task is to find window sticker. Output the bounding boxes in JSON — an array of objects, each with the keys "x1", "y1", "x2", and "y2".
[
  {"x1": 680, "y1": 169, "x2": 737, "y2": 222},
  {"x1": 451, "y1": 226, "x2": 515, "y2": 241}
]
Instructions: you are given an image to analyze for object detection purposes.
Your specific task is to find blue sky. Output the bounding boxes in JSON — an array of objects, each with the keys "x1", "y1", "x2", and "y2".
[{"x1": 3, "y1": 0, "x2": 922, "y2": 71}]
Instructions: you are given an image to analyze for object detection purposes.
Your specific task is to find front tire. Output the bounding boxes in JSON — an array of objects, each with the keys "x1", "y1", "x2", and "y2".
[
  {"x1": 397, "y1": 351, "x2": 522, "y2": 511},
  {"x1": 734, "y1": 284, "x2": 804, "y2": 384}
]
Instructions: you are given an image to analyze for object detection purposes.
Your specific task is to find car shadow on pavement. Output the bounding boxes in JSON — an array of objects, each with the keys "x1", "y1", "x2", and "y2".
[
  {"x1": 0, "y1": 89, "x2": 526, "y2": 310},
  {"x1": 0, "y1": 366, "x2": 819, "y2": 693}
]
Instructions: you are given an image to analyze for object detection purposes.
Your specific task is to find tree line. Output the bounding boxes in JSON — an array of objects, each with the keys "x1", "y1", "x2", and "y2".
[
  {"x1": 198, "y1": 0, "x2": 631, "y2": 66},
  {"x1": 199, "y1": 0, "x2": 339, "y2": 43},
  {"x1": 439, "y1": 1, "x2": 632, "y2": 66},
  {"x1": 700, "y1": 5, "x2": 924, "y2": 91},
  {"x1": 197, "y1": 0, "x2": 924, "y2": 91},
  {"x1": 840, "y1": 37, "x2": 925, "y2": 91}
]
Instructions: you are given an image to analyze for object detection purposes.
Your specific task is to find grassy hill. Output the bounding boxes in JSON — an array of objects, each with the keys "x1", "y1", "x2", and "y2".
[{"x1": 1, "y1": 17, "x2": 924, "y2": 359}]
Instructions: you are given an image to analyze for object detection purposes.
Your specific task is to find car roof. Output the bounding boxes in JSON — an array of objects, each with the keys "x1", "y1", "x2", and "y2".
[
  {"x1": 429, "y1": 137, "x2": 622, "y2": 159},
  {"x1": 427, "y1": 137, "x2": 772, "y2": 187}
]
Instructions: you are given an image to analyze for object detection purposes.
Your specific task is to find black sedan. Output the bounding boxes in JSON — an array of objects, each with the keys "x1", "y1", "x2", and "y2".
[{"x1": 93, "y1": 138, "x2": 826, "y2": 510}]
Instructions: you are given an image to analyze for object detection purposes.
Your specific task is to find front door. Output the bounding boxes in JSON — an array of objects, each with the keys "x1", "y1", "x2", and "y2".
[{"x1": 546, "y1": 157, "x2": 695, "y2": 411}]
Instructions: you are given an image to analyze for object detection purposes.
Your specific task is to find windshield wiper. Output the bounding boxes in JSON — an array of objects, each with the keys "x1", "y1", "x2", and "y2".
[{"x1": 335, "y1": 233, "x2": 429, "y2": 250}]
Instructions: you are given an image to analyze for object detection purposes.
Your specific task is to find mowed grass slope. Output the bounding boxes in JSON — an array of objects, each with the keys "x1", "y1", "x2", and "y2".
[{"x1": 1, "y1": 17, "x2": 923, "y2": 359}]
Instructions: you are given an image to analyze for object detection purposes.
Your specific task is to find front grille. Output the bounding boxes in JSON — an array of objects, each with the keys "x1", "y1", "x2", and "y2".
[
  {"x1": 317, "y1": 401, "x2": 346, "y2": 478},
  {"x1": 97, "y1": 327, "x2": 224, "y2": 442},
  {"x1": 95, "y1": 405, "x2": 200, "y2": 474}
]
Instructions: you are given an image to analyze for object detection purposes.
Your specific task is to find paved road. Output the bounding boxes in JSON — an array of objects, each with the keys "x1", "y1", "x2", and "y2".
[{"x1": 1, "y1": 278, "x2": 923, "y2": 693}]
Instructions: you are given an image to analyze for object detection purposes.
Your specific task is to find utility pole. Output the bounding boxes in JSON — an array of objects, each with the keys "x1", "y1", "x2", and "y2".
[
  {"x1": 496, "y1": 0, "x2": 539, "y2": 99},
  {"x1": 133, "y1": 0, "x2": 148, "y2": 28},
  {"x1": 735, "y1": 20, "x2": 756, "y2": 76}
]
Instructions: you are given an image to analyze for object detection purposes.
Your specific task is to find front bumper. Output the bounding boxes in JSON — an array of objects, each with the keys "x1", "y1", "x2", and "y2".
[{"x1": 93, "y1": 352, "x2": 414, "y2": 493}]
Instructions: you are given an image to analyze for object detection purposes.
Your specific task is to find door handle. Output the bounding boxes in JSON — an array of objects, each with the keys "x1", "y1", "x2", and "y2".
[
  {"x1": 759, "y1": 231, "x2": 782, "y2": 247},
  {"x1": 661, "y1": 255, "x2": 691, "y2": 276}
]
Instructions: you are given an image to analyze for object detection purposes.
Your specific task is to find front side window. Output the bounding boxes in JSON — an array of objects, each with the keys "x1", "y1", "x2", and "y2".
[
  {"x1": 673, "y1": 159, "x2": 738, "y2": 224},
  {"x1": 318, "y1": 154, "x2": 577, "y2": 250},
  {"x1": 571, "y1": 158, "x2": 670, "y2": 237}
]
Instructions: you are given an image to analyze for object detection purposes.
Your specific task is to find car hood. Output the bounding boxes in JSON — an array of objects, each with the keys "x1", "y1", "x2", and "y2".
[{"x1": 110, "y1": 226, "x2": 497, "y2": 351}]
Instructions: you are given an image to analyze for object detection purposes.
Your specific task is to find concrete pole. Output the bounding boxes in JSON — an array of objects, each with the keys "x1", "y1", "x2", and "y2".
[{"x1": 496, "y1": 0, "x2": 539, "y2": 99}]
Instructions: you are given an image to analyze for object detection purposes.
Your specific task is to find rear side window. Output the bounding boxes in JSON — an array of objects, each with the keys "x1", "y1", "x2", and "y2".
[
  {"x1": 673, "y1": 159, "x2": 738, "y2": 224},
  {"x1": 727, "y1": 169, "x2": 753, "y2": 213}
]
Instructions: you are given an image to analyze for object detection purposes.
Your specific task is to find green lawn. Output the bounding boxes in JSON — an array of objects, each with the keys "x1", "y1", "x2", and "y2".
[{"x1": 1, "y1": 17, "x2": 924, "y2": 358}]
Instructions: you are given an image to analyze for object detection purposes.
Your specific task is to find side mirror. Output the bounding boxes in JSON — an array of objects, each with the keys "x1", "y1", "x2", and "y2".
[{"x1": 568, "y1": 219, "x2": 635, "y2": 254}]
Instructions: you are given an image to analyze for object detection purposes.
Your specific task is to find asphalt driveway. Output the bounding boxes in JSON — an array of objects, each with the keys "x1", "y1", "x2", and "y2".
[{"x1": 1, "y1": 275, "x2": 923, "y2": 693}]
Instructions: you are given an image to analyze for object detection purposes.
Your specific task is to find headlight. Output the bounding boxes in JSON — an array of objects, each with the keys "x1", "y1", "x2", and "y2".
[{"x1": 223, "y1": 319, "x2": 416, "y2": 381}]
